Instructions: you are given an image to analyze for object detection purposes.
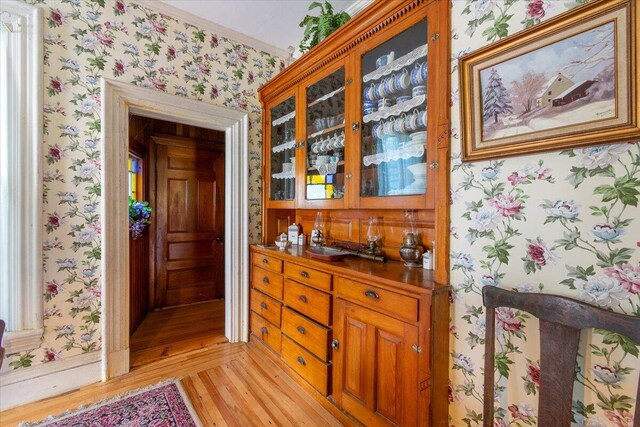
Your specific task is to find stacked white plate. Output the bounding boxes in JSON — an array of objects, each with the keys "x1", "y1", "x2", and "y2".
[{"x1": 407, "y1": 131, "x2": 426, "y2": 146}]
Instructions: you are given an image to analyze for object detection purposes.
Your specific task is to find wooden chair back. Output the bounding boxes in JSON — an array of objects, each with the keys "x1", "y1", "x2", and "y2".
[
  {"x1": 482, "y1": 286, "x2": 640, "y2": 427},
  {"x1": 0, "y1": 319, "x2": 5, "y2": 369}
]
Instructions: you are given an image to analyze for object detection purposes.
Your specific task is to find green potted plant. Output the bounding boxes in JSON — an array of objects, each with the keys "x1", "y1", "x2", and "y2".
[{"x1": 299, "y1": 1, "x2": 350, "y2": 53}]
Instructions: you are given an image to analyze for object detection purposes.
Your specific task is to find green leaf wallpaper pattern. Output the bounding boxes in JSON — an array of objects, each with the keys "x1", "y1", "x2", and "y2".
[
  {"x1": 450, "y1": 1, "x2": 639, "y2": 425},
  {"x1": 5, "y1": 0, "x2": 282, "y2": 370}
]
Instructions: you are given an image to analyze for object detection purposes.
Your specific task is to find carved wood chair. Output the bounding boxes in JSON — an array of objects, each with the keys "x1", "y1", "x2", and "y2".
[
  {"x1": 0, "y1": 319, "x2": 5, "y2": 369},
  {"x1": 482, "y1": 286, "x2": 640, "y2": 427}
]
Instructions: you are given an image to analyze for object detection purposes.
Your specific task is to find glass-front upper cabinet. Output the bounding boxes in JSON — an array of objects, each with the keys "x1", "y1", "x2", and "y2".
[
  {"x1": 269, "y1": 95, "x2": 296, "y2": 203},
  {"x1": 359, "y1": 20, "x2": 428, "y2": 204},
  {"x1": 303, "y1": 66, "x2": 346, "y2": 206}
]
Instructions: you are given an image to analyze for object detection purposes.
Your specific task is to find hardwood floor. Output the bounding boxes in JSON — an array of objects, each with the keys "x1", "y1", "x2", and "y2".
[
  {"x1": 0, "y1": 302, "x2": 347, "y2": 426},
  {"x1": 130, "y1": 299, "x2": 228, "y2": 368}
]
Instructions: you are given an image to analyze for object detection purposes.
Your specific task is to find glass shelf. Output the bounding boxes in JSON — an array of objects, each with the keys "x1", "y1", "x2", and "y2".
[
  {"x1": 360, "y1": 20, "x2": 428, "y2": 199},
  {"x1": 305, "y1": 67, "x2": 346, "y2": 201},
  {"x1": 269, "y1": 96, "x2": 296, "y2": 202}
]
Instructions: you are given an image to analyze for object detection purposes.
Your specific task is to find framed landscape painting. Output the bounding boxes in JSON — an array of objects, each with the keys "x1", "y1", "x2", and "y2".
[{"x1": 459, "y1": 0, "x2": 639, "y2": 162}]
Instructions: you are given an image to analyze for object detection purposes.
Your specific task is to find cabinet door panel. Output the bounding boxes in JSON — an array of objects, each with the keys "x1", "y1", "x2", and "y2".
[
  {"x1": 343, "y1": 316, "x2": 369, "y2": 403},
  {"x1": 376, "y1": 329, "x2": 403, "y2": 422},
  {"x1": 333, "y1": 299, "x2": 419, "y2": 427}
]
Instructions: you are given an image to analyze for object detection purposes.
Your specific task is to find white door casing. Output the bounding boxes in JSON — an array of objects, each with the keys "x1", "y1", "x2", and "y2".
[{"x1": 101, "y1": 78, "x2": 250, "y2": 379}]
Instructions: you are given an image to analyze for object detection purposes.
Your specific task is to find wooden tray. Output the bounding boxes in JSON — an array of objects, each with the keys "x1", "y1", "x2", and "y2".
[{"x1": 305, "y1": 247, "x2": 350, "y2": 262}]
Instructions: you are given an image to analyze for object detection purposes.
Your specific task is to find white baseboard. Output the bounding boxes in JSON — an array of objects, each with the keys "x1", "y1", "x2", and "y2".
[{"x1": 0, "y1": 352, "x2": 101, "y2": 411}]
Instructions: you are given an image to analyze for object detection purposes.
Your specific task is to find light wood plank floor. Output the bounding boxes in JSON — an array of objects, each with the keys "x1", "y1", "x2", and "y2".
[
  {"x1": 0, "y1": 303, "x2": 345, "y2": 426},
  {"x1": 130, "y1": 299, "x2": 228, "y2": 368}
]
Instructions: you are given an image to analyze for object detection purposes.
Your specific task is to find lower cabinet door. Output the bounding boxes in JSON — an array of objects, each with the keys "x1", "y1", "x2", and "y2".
[{"x1": 332, "y1": 299, "x2": 419, "y2": 427}]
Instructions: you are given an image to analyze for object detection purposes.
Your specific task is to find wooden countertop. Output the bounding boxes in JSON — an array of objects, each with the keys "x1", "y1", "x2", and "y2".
[{"x1": 251, "y1": 244, "x2": 449, "y2": 295}]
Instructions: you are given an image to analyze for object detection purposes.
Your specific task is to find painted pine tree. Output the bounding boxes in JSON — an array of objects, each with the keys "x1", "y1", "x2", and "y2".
[{"x1": 483, "y1": 68, "x2": 513, "y2": 124}]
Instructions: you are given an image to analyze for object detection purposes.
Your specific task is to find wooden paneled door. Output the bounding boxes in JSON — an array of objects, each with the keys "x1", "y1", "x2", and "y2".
[
  {"x1": 155, "y1": 136, "x2": 225, "y2": 308},
  {"x1": 333, "y1": 299, "x2": 419, "y2": 427}
]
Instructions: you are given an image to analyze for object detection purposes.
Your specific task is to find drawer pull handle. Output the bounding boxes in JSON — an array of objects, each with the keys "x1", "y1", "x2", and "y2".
[
  {"x1": 300, "y1": 271, "x2": 310, "y2": 278},
  {"x1": 297, "y1": 356, "x2": 306, "y2": 366},
  {"x1": 365, "y1": 290, "x2": 380, "y2": 300},
  {"x1": 263, "y1": 277, "x2": 270, "y2": 284},
  {"x1": 260, "y1": 302, "x2": 267, "y2": 309},
  {"x1": 299, "y1": 295, "x2": 308, "y2": 303},
  {"x1": 331, "y1": 339, "x2": 340, "y2": 350},
  {"x1": 262, "y1": 258, "x2": 269, "y2": 264},
  {"x1": 296, "y1": 325, "x2": 306, "y2": 335},
  {"x1": 261, "y1": 326, "x2": 268, "y2": 335}
]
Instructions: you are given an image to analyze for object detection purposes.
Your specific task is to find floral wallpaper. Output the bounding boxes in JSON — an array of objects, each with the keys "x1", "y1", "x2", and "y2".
[
  {"x1": 449, "y1": 1, "x2": 639, "y2": 426},
  {"x1": 4, "y1": 0, "x2": 282, "y2": 371}
]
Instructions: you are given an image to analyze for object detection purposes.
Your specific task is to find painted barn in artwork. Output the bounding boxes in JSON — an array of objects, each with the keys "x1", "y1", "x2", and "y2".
[
  {"x1": 535, "y1": 72, "x2": 573, "y2": 107},
  {"x1": 552, "y1": 80, "x2": 597, "y2": 106}
]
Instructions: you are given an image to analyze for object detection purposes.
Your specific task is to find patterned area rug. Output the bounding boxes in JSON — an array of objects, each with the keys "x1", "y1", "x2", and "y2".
[{"x1": 20, "y1": 380, "x2": 202, "y2": 427}]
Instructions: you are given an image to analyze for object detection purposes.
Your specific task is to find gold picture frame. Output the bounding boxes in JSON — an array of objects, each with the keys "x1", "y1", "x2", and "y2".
[{"x1": 459, "y1": 0, "x2": 639, "y2": 162}]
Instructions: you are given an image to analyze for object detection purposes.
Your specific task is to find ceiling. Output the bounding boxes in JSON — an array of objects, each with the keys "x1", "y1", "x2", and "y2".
[{"x1": 159, "y1": 0, "x2": 359, "y2": 56}]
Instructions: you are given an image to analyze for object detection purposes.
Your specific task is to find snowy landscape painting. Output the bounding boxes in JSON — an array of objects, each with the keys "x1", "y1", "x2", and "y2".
[{"x1": 480, "y1": 21, "x2": 616, "y2": 141}]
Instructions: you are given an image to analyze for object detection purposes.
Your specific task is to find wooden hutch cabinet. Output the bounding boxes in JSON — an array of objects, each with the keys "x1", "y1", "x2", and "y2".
[{"x1": 253, "y1": 1, "x2": 451, "y2": 426}]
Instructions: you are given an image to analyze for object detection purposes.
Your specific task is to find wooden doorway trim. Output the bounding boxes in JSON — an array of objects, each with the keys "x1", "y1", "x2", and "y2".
[{"x1": 101, "y1": 78, "x2": 250, "y2": 379}]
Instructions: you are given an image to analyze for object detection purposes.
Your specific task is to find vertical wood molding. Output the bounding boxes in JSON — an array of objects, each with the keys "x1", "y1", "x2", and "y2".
[
  {"x1": 0, "y1": 0, "x2": 44, "y2": 352},
  {"x1": 101, "y1": 79, "x2": 249, "y2": 379}
]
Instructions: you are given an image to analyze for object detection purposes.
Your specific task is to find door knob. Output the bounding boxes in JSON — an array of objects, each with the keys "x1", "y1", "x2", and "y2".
[{"x1": 215, "y1": 237, "x2": 224, "y2": 243}]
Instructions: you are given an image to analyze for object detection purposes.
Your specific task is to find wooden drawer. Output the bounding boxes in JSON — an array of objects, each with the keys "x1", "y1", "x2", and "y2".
[
  {"x1": 252, "y1": 252, "x2": 283, "y2": 274},
  {"x1": 252, "y1": 266, "x2": 284, "y2": 300},
  {"x1": 281, "y1": 335, "x2": 330, "y2": 396},
  {"x1": 284, "y1": 279, "x2": 332, "y2": 326},
  {"x1": 282, "y1": 307, "x2": 331, "y2": 361},
  {"x1": 251, "y1": 311, "x2": 282, "y2": 354},
  {"x1": 284, "y1": 262, "x2": 332, "y2": 292},
  {"x1": 250, "y1": 289, "x2": 282, "y2": 327},
  {"x1": 335, "y1": 277, "x2": 419, "y2": 323}
]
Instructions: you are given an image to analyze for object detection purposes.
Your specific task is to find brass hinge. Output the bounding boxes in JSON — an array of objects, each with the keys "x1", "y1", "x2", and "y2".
[{"x1": 412, "y1": 344, "x2": 422, "y2": 353}]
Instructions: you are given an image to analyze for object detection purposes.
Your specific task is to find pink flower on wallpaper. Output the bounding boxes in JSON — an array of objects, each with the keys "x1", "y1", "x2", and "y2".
[
  {"x1": 48, "y1": 9, "x2": 65, "y2": 27},
  {"x1": 525, "y1": 239, "x2": 558, "y2": 267},
  {"x1": 150, "y1": 77, "x2": 166, "y2": 90},
  {"x1": 47, "y1": 213, "x2": 62, "y2": 230},
  {"x1": 526, "y1": 361, "x2": 540, "y2": 387},
  {"x1": 526, "y1": 0, "x2": 546, "y2": 19},
  {"x1": 114, "y1": 0, "x2": 127, "y2": 15},
  {"x1": 604, "y1": 264, "x2": 640, "y2": 294},
  {"x1": 508, "y1": 403, "x2": 534, "y2": 421},
  {"x1": 49, "y1": 77, "x2": 65, "y2": 95},
  {"x1": 45, "y1": 280, "x2": 64, "y2": 298},
  {"x1": 496, "y1": 307, "x2": 522, "y2": 333},
  {"x1": 43, "y1": 349, "x2": 61, "y2": 362},
  {"x1": 166, "y1": 46, "x2": 177, "y2": 61},
  {"x1": 536, "y1": 165, "x2": 552, "y2": 180},
  {"x1": 48, "y1": 145, "x2": 64, "y2": 161},
  {"x1": 196, "y1": 62, "x2": 211, "y2": 76},
  {"x1": 489, "y1": 194, "x2": 522, "y2": 217},
  {"x1": 150, "y1": 19, "x2": 167, "y2": 34},
  {"x1": 605, "y1": 410, "x2": 634, "y2": 427},
  {"x1": 88, "y1": 221, "x2": 102, "y2": 235},
  {"x1": 95, "y1": 31, "x2": 113, "y2": 47},
  {"x1": 113, "y1": 59, "x2": 126, "y2": 76}
]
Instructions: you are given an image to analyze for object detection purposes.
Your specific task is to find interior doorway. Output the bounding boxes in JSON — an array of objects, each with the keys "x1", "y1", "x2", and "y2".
[
  {"x1": 127, "y1": 115, "x2": 228, "y2": 366},
  {"x1": 101, "y1": 78, "x2": 250, "y2": 380}
]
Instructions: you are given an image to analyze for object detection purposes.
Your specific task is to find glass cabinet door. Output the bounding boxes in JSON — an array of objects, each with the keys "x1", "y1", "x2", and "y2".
[
  {"x1": 304, "y1": 67, "x2": 346, "y2": 202},
  {"x1": 360, "y1": 20, "x2": 428, "y2": 199},
  {"x1": 269, "y1": 96, "x2": 296, "y2": 202}
]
